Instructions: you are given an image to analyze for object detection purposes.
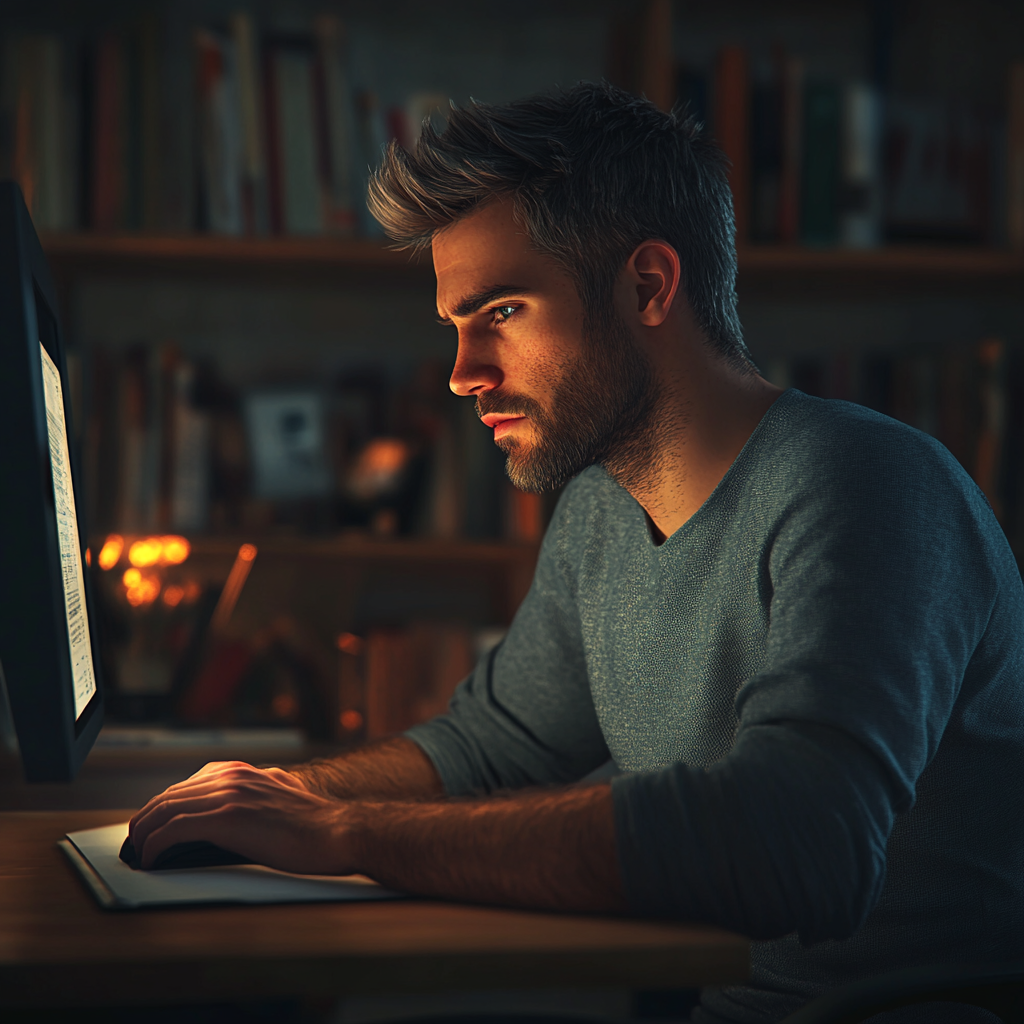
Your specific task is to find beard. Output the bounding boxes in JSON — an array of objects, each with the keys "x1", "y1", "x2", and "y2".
[{"x1": 476, "y1": 310, "x2": 662, "y2": 493}]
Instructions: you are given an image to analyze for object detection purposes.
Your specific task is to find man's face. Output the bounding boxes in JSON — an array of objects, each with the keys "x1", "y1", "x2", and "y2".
[{"x1": 433, "y1": 200, "x2": 658, "y2": 492}]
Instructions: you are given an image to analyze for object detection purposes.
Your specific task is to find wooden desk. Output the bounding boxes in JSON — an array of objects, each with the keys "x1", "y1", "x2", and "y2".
[{"x1": 0, "y1": 810, "x2": 749, "y2": 1009}]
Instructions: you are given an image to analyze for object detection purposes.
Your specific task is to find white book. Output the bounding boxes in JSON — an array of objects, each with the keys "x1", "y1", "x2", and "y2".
[
  {"x1": 314, "y1": 15, "x2": 358, "y2": 235},
  {"x1": 840, "y1": 82, "x2": 882, "y2": 249},
  {"x1": 196, "y1": 29, "x2": 244, "y2": 235},
  {"x1": 230, "y1": 12, "x2": 269, "y2": 235},
  {"x1": 271, "y1": 47, "x2": 324, "y2": 235}
]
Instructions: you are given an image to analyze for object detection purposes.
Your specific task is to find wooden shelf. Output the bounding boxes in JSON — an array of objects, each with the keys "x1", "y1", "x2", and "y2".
[
  {"x1": 40, "y1": 232, "x2": 428, "y2": 284},
  {"x1": 39, "y1": 233, "x2": 1024, "y2": 290},
  {"x1": 125, "y1": 533, "x2": 540, "y2": 566}
]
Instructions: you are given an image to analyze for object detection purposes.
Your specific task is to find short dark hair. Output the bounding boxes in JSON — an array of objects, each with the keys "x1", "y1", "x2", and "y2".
[{"x1": 368, "y1": 81, "x2": 751, "y2": 367}]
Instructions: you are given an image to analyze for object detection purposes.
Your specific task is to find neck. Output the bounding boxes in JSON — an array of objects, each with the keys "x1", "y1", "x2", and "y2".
[{"x1": 609, "y1": 346, "x2": 783, "y2": 544}]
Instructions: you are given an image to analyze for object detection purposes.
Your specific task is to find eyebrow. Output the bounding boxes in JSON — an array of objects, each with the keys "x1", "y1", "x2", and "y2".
[{"x1": 437, "y1": 284, "x2": 532, "y2": 324}]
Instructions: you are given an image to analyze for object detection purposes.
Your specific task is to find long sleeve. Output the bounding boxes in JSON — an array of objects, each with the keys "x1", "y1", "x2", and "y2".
[
  {"x1": 406, "y1": 494, "x2": 612, "y2": 795},
  {"x1": 610, "y1": 410, "x2": 1016, "y2": 944}
]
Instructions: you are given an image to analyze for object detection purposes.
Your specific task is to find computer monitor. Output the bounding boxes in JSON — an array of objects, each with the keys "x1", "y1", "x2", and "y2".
[{"x1": 0, "y1": 181, "x2": 104, "y2": 781}]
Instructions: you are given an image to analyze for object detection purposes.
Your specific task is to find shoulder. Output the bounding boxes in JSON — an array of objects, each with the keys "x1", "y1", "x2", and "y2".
[
  {"x1": 752, "y1": 391, "x2": 1011, "y2": 576},
  {"x1": 760, "y1": 390, "x2": 977, "y2": 502}
]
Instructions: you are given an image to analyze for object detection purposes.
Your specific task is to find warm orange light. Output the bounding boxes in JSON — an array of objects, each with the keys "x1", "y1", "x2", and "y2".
[
  {"x1": 98, "y1": 534, "x2": 124, "y2": 571},
  {"x1": 128, "y1": 537, "x2": 163, "y2": 568},
  {"x1": 336, "y1": 632, "x2": 364, "y2": 655},
  {"x1": 182, "y1": 580, "x2": 202, "y2": 604},
  {"x1": 162, "y1": 584, "x2": 185, "y2": 608},
  {"x1": 124, "y1": 573, "x2": 160, "y2": 607},
  {"x1": 271, "y1": 692, "x2": 299, "y2": 719},
  {"x1": 339, "y1": 709, "x2": 363, "y2": 731},
  {"x1": 160, "y1": 535, "x2": 191, "y2": 565},
  {"x1": 122, "y1": 568, "x2": 142, "y2": 587},
  {"x1": 208, "y1": 544, "x2": 258, "y2": 633},
  {"x1": 85, "y1": 547, "x2": 92, "y2": 567},
  {"x1": 361, "y1": 438, "x2": 408, "y2": 474}
]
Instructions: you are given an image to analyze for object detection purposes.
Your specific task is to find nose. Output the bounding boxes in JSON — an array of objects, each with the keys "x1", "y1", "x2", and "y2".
[{"x1": 449, "y1": 335, "x2": 503, "y2": 397}]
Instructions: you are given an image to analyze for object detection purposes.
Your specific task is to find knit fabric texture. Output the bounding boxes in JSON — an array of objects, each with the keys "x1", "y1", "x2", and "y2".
[{"x1": 406, "y1": 389, "x2": 1024, "y2": 1024}]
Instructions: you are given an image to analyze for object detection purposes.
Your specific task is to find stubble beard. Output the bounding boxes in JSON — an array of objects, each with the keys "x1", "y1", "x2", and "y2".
[{"x1": 476, "y1": 311, "x2": 662, "y2": 494}]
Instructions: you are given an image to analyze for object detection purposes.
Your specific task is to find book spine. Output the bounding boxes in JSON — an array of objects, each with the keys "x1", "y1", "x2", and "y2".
[
  {"x1": 750, "y1": 81, "x2": 782, "y2": 242},
  {"x1": 270, "y1": 44, "x2": 325, "y2": 235},
  {"x1": 194, "y1": 29, "x2": 243, "y2": 236},
  {"x1": 714, "y1": 45, "x2": 750, "y2": 244},
  {"x1": 91, "y1": 30, "x2": 125, "y2": 232},
  {"x1": 262, "y1": 44, "x2": 284, "y2": 235},
  {"x1": 139, "y1": 14, "x2": 162, "y2": 232},
  {"x1": 230, "y1": 12, "x2": 269, "y2": 236},
  {"x1": 158, "y1": 11, "x2": 195, "y2": 233},
  {"x1": 801, "y1": 81, "x2": 841, "y2": 246},
  {"x1": 12, "y1": 36, "x2": 38, "y2": 220},
  {"x1": 1008, "y1": 60, "x2": 1024, "y2": 253},
  {"x1": 313, "y1": 14, "x2": 358, "y2": 235},
  {"x1": 35, "y1": 36, "x2": 66, "y2": 231},
  {"x1": 840, "y1": 81, "x2": 882, "y2": 248},
  {"x1": 123, "y1": 24, "x2": 143, "y2": 231},
  {"x1": 778, "y1": 54, "x2": 804, "y2": 245}
]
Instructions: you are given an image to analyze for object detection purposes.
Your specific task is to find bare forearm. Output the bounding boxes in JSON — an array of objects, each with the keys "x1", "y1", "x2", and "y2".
[
  {"x1": 289, "y1": 737, "x2": 444, "y2": 801},
  {"x1": 346, "y1": 782, "x2": 628, "y2": 914}
]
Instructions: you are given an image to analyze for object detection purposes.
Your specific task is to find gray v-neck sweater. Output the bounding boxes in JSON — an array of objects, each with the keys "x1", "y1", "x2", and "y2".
[{"x1": 407, "y1": 389, "x2": 1024, "y2": 1023}]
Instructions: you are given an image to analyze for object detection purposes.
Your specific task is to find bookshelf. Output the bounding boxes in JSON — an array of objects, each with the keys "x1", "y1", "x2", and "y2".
[
  {"x1": 8, "y1": 0, "x2": 1023, "y2": 741},
  {"x1": 184, "y1": 533, "x2": 540, "y2": 623}
]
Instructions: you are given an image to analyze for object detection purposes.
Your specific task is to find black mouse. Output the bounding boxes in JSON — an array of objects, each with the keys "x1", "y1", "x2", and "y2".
[{"x1": 119, "y1": 836, "x2": 254, "y2": 871}]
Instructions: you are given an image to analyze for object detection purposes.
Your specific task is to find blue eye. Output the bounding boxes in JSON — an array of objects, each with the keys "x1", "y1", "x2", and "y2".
[{"x1": 494, "y1": 305, "x2": 517, "y2": 323}]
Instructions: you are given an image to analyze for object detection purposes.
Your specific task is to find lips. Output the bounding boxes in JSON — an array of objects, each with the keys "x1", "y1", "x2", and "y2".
[
  {"x1": 480, "y1": 413, "x2": 524, "y2": 428},
  {"x1": 480, "y1": 413, "x2": 527, "y2": 440}
]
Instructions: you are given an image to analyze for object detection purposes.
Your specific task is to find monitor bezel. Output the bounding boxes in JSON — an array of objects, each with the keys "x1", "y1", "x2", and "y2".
[{"x1": 0, "y1": 180, "x2": 104, "y2": 781}]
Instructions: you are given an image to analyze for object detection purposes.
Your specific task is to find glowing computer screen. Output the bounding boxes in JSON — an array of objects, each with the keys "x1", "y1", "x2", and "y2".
[{"x1": 39, "y1": 341, "x2": 97, "y2": 720}]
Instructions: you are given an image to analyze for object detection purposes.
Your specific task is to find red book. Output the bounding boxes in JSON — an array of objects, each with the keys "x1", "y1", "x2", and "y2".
[
  {"x1": 714, "y1": 46, "x2": 750, "y2": 245},
  {"x1": 92, "y1": 31, "x2": 124, "y2": 232}
]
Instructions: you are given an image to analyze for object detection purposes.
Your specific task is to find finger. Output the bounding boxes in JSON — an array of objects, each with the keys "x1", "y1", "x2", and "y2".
[
  {"x1": 130, "y1": 768, "x2": 233, "y2": 833},
  {"x1": 130, "y1": 764, "x2": 264, "y2": 835},
  {"x1": 131, "y1": 777, "x2": 252, "y2": 848},
  {"x1": 139, "y1": 805, "x2": 247, "y2": 869}
]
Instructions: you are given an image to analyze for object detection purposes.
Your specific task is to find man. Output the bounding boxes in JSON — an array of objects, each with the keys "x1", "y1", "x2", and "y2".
[{"x1": 131, "y1": 84, "x2": 1023, "y2": 1022}]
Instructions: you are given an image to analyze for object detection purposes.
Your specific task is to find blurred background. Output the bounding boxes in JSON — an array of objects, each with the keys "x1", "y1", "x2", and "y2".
[{"x1": 0, "y1": 0, "x2": 1022, "y2": 797}]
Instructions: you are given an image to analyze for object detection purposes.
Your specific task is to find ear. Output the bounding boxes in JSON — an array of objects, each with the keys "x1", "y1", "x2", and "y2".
[{"x1": 623, "y1": 240, "x2": 681, "y2": 327}]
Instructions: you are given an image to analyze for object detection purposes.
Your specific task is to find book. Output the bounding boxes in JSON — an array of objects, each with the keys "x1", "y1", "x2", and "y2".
[
  {"x1": 231, "y1": 12, "x2": 269, "y2": 236},
  {"x1": 885, "y1": 96, "x2": 992, "y2": 244},
  {"x1": 714, "y1": 45, "x2": 750, "y2": 243},
  {"x1": 167, "y1": 360, "x2": 211, "y2": 532},
  {"x1": 353, "y1": 89, "x2": 388, "y2": 237},
  {"x1": 139, "y1": 14, "x2": 163, "y2": 232},
  {"x1": 839, "y1": 81, "x2": 882, "y2": 248},
  {"x1": 750, "y1": 80, "x2": 782, "y2": 242},
  {"x1": 1008, "y1": 60, "x2": 1024, "y2": 253},
  {"x1": 801, "y1": 82, "x2": 841, "y2": 246},
  {"x1": 194, "y1": 28, "x2": 243, "y2": 235},
  {"x1": 264, "y1": 38, "x2": 325, "y2": 236},
  {"x1": 123, "y1": 23, "x2": 143, "y2": 231},
  {"x1": 777, "y1": 52, "x2": 804, "y2": 245},
  {"x1": 313, "y1": 15, "x2": 358, "y2": 236},
  {"x1": 91, "y1": 29, "x2": 125, "y2": 232},
  {"x1": 158, "y1": 10, "x2": 196, "y2": 232}
]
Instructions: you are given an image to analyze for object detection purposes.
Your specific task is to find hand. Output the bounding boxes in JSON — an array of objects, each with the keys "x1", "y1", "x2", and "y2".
[{"x1": 128, "y1": 761, "x2": 357, "y2": 874}]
